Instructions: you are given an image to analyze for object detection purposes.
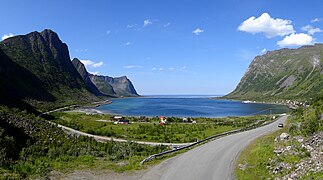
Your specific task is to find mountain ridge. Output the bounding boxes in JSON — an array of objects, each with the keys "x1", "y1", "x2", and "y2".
[{"x1": 225, "y1": 43, "x2": 323, "y2": 101}]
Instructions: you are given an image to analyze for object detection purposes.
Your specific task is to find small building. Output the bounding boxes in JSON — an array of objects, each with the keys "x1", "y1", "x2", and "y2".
[
  {"x1": 119, "y1": 119, "x2": 130, "y2": 125},
  {"x1": 114, "y1": 116, "x2": 124, "y2": 121},
  {"x1": 160, "y1": 119, "x2": 166, "y2": 125}
]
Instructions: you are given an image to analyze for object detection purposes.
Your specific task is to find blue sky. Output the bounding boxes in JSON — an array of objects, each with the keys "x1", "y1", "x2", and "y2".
[{"x1": 1, "y1": 0, "x2": 322, "y2": 95}]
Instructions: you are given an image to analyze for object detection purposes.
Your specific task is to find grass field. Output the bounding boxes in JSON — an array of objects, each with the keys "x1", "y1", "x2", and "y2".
[{"x1": 51, "y1": 112, "x2": 272, "y2": 143}]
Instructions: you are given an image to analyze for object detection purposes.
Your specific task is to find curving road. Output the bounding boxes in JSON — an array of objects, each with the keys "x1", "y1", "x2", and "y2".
[{"x1": 140, "y1": 115, "x2": 287, "y2": 180}]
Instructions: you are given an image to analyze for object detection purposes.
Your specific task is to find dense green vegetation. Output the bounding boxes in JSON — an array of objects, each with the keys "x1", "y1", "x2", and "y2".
[
  {"x1": 52, "y1": 112, "x2": 272, "y2": 143},
  {"x1": 225, "y1": 44, "x2": 323, "y2": 101},
  {"x1": 0, "y1": 106, "x2": 168, "y2": 179},
  {"x1": 236, "y1": 95, "x2": 323, "y2": 179},
  {"x1": 288, "y1": 95, "x2": 323, "y2": 136}
]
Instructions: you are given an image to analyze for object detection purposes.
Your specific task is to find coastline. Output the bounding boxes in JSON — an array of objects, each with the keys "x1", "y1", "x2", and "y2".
[{"x1": 217, "y1": 96, "x2": 299, "y2": 110}]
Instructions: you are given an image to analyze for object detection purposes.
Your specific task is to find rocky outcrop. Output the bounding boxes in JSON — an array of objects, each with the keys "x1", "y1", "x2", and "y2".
[
  {"x1": 225, "y1": 44, "x2": 323, "y2": 101},
  {"x1": 72, "y1": 58, "x2": 139, "y2": 97},
  {"x1": 270, "y1": 132, "x2": 323, "y2": 179}
]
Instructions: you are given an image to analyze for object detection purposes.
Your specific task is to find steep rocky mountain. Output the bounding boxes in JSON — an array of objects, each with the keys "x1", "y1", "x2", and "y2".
[
  {"x1": 71, "y1": 58, "x2": 104, "y2": 96},
  {"x1": 225, "y1": 44, "x2": 323, "y2": 101},
  {"x1": 89, "y1": 75, "x2": 139, "y2": 97},
  {"x1": 72, "y1": 58, "x2": 139, "y2": 97},
  {"x1": 0, "y1": 29, "x2": 100, "y2": 110}
]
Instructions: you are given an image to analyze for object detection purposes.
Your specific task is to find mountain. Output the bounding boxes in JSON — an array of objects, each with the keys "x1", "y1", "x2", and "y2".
[
  {"x1": 225, "y1": 44, "x2": 323, "y2": 101},
  {"x1": 0, "y1": 29, "x2": 100, "y2": 110},
  {"x1": 89, "y1": 75, "x2": 139, "y2": 97},
  {"x1": 0, "y1": 48, "x2": 54, "y2": 112},
  {"x1": 72, "y1": 58, "x2": 139, "y2": 97},
  {"x1": 71, "y1": 58, "x2": 104, "y2": 96}
]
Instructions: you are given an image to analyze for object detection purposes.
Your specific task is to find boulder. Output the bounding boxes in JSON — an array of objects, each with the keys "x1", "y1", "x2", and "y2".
[{"x1": 280, "y1": 132, "x2": 289, "y2": 140}]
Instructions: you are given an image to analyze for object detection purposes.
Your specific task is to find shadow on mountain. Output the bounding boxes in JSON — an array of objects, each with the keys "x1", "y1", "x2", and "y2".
[{"x1": 0, "y1": 48, "x2": 56, "y2": 113}]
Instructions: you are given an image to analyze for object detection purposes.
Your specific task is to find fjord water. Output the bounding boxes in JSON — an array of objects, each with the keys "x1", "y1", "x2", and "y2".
[{"x1": 96, "y1": 95, "x2": 290, "y2": 117}]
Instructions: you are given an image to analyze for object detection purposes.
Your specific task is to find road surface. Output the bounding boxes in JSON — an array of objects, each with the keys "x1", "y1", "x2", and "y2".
[{"x1": 140, "y1": 115, "x2": 287, "y2": 180}]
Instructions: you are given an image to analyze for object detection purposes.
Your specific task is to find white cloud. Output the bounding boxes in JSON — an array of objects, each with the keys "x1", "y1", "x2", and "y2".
[
  {"x1": 238, "y1": 13, "x2": 295, "y2": 38},
  {"x1": 277, "y1": 33, "x2": 314, "y2": 47},
  {"x1": 301, "y1": 25, "x2": 322, "y2": 35},
  {"x1": 169, "y1": 67, "x2": 174, "y2": 70},
  {"x1": 261, "y1": 48, "x2": 267, "y2": 54},
  {"x1": 311, "y1": 18, "x2": 322, "y2": 23},
  {"x1": 124, "y1": 65, "x2": 143, "y2": 69},
  {"x1": 1, "y1": 33, "x2": 14, "y2": 40},
  {"x1": 158, "y1": 68, "x2": 163, "y2": 71},
  {"x1": 152, "y1": 67, "x2": 157, "y2": 71},
  {"x1": 75, "y1": 49, "x2": 88, "y2": 53},
  {"x1": 80, "y1": 60, "x2": 104, "y2": 68},
  {"x1": 192, "y1": 28, "x2": 204, "y2": 35},
  {"x1": 88, "y1": 71, "x2": 98, "y2": 75},
  {"x1": 164, "y1": 22, "x2": 171, "y2": 28},
  {"x1": 106, "y1": 30, "x2": 111, "y2": 35},
  {"x1": 93, "y1": 62, "x2": 103, "y2": 68},
  {"x1": 181, "y1": 66, "x2": 187, "y2": 70},
  {"x1": 123, "y1": 42, "x2": 131, "y2": 46},
  {"x1": 143, "y1": 19, "x2": 152, "y2": 27},
  {"x1": 126, "y1": 24, "x2": 137, "y2": 29}
]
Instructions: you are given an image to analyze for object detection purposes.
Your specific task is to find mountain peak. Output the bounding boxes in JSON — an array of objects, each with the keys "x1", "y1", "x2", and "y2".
[{"x1": 40, "y1": 29, "x2": 60, "y2": 42}]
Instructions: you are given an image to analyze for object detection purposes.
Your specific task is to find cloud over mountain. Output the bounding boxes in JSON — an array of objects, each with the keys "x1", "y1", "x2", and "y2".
[{"x1": 238, "y1": 13, "x2": 295, "y2": 38}]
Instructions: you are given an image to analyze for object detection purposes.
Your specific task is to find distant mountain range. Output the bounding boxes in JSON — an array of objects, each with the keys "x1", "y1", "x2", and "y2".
[
  {"x1": 0, "y1": 29, "x2": 139, "y2": 112},
  {"x1": 225, "y1": 44, "x2": 323, "y2": 101},
  {"x1": 72, "y1": 58, "x2": 139, "y2": 97}
]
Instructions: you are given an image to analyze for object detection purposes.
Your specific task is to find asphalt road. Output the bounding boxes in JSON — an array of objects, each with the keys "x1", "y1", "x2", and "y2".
[{"x1": 140, "y1": 115, "x2": 287, "y2": 180}]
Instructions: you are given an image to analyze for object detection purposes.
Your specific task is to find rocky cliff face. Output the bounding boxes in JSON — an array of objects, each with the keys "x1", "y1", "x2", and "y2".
[
  {"x1": 71, "y1": 58, "x2": 103, "y2": 96},
  {"x1": 72, "y1": 58, "x2": 139, "y2": 97},
  {"x1": 89, "y1": 75, "x2": 139, "y2": 97},
  {"x1": 0, "y1": 29, "x2": 100, "y2": 110},
  {"x1": 225, "y1": 44, "x2": 323, "y2": 101}
]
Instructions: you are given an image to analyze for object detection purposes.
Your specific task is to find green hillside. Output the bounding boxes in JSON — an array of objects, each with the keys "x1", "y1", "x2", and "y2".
[{"x1": 225, "y1": 44, "x2": 323, "y2": 101}]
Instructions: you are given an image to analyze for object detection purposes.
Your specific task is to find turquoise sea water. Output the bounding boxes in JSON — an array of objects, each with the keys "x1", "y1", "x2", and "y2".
[{"x1": 95, "y1": 95, "x2": 290, "y2": 118}]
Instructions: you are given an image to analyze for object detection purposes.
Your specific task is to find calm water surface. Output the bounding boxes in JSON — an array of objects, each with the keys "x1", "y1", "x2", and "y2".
[{"x1": 95, "y1": 95, "x2": 290, "y2": 118}]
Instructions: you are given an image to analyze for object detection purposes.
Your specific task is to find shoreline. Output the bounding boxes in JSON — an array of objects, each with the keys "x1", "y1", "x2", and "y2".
[{"x1": 217, "y1": 96, "x2": 299, "y2": 109}]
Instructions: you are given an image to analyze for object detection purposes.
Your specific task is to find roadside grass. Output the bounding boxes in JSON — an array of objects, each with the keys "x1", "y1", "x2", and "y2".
[
  {"x1": 235, "y1": 130, "x2": 283, "y2": 180},
  {"x1": 236, "y1": 128, "x2": 323, "y2": 180},
  {"x1": 51, "y1": 112, "x2": 271, "y2": 143}
]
